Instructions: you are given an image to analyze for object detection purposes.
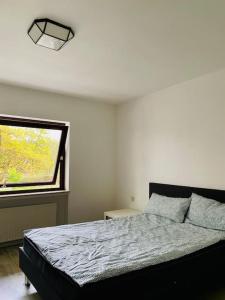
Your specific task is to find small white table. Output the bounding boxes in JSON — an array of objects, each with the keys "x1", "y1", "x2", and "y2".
[{"x1": 104, "y1": 208, "x2": 141, "y2": 220}]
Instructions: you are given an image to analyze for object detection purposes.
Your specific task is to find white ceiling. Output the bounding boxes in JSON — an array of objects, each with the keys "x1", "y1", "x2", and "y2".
[{"x1": 1, "y1": 0, "x2": 225, "y2": 103}]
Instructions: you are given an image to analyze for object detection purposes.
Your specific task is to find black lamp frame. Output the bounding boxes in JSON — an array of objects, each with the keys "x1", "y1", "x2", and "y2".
[{"x1": 28, "y1": 18, "x2": 75, "y2": 51}]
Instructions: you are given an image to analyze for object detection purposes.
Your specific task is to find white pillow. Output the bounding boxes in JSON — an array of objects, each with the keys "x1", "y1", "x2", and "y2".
[
  {"x1": 144, "y1": 193, "x2": 191, "y2": 222},
  {"x1": 185, "y1": 193, "x2": 225, "y2": 230}
]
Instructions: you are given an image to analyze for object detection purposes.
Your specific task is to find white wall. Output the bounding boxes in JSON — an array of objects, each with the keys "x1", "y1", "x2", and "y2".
[
  {"x1": 0, "y1": 83, "x2": 116, "y2": 223},
  {"x1": 2, "y1": 67, "x2": 225, "y2": 220},
  {"x1": 116, "y1": 68, "x2": 225, "y2": 210}
]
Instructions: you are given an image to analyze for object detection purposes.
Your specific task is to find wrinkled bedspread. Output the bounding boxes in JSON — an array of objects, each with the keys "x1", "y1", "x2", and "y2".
[{"x1": 25, "y1": 213, "x2": 225, "y2": 286}]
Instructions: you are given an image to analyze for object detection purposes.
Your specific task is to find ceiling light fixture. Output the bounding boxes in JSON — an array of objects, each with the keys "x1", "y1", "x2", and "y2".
[{"x1": 28, "y1": 18, "x2": 74, "y2": 51}]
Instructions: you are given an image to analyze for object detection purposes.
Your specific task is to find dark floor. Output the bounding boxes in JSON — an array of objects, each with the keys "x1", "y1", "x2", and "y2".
[{"x1": 0, "y1": 246, "x2": 225, "y2": 300}]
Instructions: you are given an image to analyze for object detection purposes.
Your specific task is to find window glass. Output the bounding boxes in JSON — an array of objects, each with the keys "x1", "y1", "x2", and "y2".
[
  {"x1": 0, "y1": 125, "x2": 61, "y2": 185},
  {"x1": 0, "y1": 117, "x2": 68, "y2": 194}
]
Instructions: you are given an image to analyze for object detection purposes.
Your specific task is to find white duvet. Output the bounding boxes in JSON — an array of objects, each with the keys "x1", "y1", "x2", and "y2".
[{"x1": 25, "y1": 213, "x2": 225, "y2": 287}]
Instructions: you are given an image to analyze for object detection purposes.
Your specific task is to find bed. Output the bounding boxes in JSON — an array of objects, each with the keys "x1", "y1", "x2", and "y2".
[{"x1": 19, "y1": 183, "x2": 225, "y2": 299}]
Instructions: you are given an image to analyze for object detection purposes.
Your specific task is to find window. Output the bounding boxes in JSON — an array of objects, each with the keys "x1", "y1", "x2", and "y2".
[{"x1": 0, "y1": 115, "x2": 68, "y2": 195}]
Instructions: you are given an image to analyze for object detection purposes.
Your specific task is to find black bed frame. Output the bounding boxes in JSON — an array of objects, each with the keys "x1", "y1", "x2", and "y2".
[
  {"x1": 19, "y1": 182, "x2": 225, "y2": 299},
  {"x1": 149, "y1": 182, "x2": 225, "y2": 202}
]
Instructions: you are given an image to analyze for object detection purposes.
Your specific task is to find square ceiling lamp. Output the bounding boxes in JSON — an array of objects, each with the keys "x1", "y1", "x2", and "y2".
[{"x1": 28, "y1": 18, "x2": 74, "y2": 51}]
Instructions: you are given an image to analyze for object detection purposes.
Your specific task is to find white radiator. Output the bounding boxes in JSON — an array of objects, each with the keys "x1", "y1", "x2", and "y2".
[{"x1": 0, "y1": 203, "x2": 56, "y2": 243}]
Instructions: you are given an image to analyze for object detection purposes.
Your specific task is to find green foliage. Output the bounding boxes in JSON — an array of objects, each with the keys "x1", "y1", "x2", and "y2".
[
  {"x1": 7, "y1": 167, "x2": 23, "y2": 183},
  {"x1": 0, "y1": 125, "x2": 59, "y2": 185}
]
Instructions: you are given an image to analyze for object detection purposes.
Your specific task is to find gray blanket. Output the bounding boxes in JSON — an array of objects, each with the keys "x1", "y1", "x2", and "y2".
[{"x1": 25, "y1": 213, "x2": 225, "y2": 286}]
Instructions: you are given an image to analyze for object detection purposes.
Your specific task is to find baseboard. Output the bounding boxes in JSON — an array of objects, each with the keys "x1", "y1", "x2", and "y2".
[{"x1": 0, "y1": 239, "x2": 23, "y2": 248}]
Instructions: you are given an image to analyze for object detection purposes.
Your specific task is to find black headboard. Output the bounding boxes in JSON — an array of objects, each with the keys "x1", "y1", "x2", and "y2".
[{"x1": 149, "y1": 182, "x2": 225, "y2": 203}]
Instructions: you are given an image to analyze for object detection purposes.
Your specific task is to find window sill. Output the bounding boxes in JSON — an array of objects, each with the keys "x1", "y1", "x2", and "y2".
[{"x1": 0, "y1": 190, "x2": 70, "y2": 199}]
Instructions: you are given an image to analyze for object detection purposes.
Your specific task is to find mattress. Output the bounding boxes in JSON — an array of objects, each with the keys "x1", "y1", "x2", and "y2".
[{"x1": 24, "y1": 214, "x2": 225, "y2": 287}]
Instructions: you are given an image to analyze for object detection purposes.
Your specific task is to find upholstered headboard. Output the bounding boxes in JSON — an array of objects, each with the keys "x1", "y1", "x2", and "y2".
[{"x1": 149, "y1": 182, "x2": 225, "y2": 203}]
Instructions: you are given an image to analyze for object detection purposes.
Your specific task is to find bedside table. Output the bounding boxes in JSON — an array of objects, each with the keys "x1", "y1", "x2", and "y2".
[{"x1": 104, "y1": 208, "x2": 141, "y2": 220}]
